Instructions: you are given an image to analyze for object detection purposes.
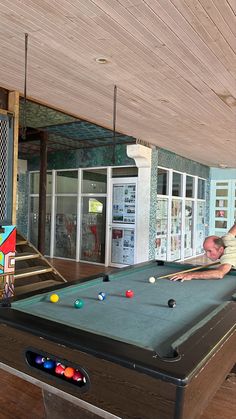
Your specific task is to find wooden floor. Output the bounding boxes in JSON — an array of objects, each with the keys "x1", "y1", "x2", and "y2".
[{"x1": 0, "y1": 258, "x2": 235, "y2": 419}]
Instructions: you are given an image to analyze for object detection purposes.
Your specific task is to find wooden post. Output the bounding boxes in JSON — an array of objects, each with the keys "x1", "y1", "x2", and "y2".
[
  {"x1": 8, "y1": 91, "x2": 20, "y2": 226},
  {"x1": 38, "y1": 131, "x2": 48, "y2": 254}
]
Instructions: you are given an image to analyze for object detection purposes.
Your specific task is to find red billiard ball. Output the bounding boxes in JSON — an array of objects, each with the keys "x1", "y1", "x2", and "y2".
[
  {"x1": 125, "y1": 289, "x2": 134, "y2": 298},
  {"x1": 72, "y1": 370, "x2": 83, "y2": 382},
  {"x1": 55, "y1": 364, "x2": 65, "y2": 375}
]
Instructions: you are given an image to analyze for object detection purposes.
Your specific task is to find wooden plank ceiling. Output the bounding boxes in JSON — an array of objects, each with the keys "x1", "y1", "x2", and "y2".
[{"x1": 0, "y1": 0, "x2": 235, "y2": 167}]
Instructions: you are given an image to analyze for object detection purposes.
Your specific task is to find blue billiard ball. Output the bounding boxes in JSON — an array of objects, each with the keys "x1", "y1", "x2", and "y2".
[
  {"x1": 98, "y1": 292, "x2": 106, "y2": 301},
  {"x1": 74, "y1": 299, "x2": 84, "y2": 309},
  {"x1": 43, "y1": 359, "x2": 55, "y2": 369}
]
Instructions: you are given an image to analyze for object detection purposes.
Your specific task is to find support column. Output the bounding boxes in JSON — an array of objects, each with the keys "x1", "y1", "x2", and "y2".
[
  {"x1": 127, "y1": 144, "x2": 152, "y2": 263},
  {"x1": 38, "y1": 132, "x2": 48, "y2": 254}
]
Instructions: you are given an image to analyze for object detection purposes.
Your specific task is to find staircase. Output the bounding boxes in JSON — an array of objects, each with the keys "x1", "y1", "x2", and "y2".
[{"x1": 14, "y1": 231, "x2": 67, "y2": 296}]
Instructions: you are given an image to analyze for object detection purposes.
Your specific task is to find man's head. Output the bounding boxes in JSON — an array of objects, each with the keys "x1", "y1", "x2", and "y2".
[{"x1": 203, "y1": 236, "x2": 225, "y2": 261}]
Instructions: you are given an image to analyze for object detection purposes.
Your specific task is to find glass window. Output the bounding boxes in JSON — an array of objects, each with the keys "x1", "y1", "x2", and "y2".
[
  {"x1": 30, "y1": 172, "x2": 52, "y2": 194},
  {"x1": 216, "y1": 189, "x2": 228, "y2": 197},
  {"x1": 172, "y1": 172, "x2": 182, "y2": 196},
  {"x1": 215, "y1": 220, "x2": 227, "y2": 229},
  {"x1": 215, "y1": 210, "x2": 227, "y2": 218},
  {"x1": 186, "y1": 176, "x2": 194, "y2": 198},
  {"x1": 197, "y1": 179, "x2": 205, "y2": 199},
  {"x1": 30, "y1": 173, "x2": 40, "y2": 194},
  {"x1": 157, "y1": 168, "x2": 168, "y2": 195},
  {"x1": 112, "y1": 167, "x2": 138, "y2": 177},
  {"x1": 196, "y1": 201, "x2": 205, "y2": 255},
  {"x1": 170, "y1": 199, "x2": 182, "y2": 260},
  {"x1": 29, "y1": 196, "x2": 39, "y2": 247},
  {"x1": 82, "y1": 169, "x2": 107, "y2": 194},
  {"x1": 184, "y1": 200, "x2": 193, "y2": 257},
  {"x1": 216, "y1": 199, "x2": 227, "y2": 207},
  {"x1": 46, "y1": 172, "x2": 53, "y2": 194},
  {"x1": 56, "y1": 171, "x2": 78, "y2": 194}
]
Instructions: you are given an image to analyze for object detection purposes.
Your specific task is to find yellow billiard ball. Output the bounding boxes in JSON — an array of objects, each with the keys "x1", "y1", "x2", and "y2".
[{"x1": 50, "y1": 293, "x2": 59, "y2": 303}]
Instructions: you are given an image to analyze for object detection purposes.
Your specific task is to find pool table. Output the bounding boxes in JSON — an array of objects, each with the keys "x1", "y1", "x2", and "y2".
[{"x1": 0, "y1": 260, "x2": 236, "y2": 419}]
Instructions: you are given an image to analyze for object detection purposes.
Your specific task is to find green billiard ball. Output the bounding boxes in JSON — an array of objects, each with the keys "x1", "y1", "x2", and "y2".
[{"x1": 74, "y1": 299, "x2": 84, "y2": 309}]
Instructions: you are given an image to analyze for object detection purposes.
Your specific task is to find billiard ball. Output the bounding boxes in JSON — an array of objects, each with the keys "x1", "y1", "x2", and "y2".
[
  {"x1": 74, "y1": 299, "x2": 84, "y2": 309},
  {"x1": 43, "y1": 359, "x2": 55, "y2": 369},
  {"x1": 125, "y1": 289, "x2": 134, "y2": 298},
  {"x1": 64, "y1": 367, "x2": 75, "y2": 378},
  {"x1": 98, "y1": 292, "x2": 106, "y2": 301},
  {"x1": 50, "y1": 293, "x2": 59, "y2": 303},
  {"x1": 72, "y1": 370, "x2": 83, "y2": 382},
  {"x1": 35, "y1": 355, "x2": 45, "y2": 365},
  {"x1": 148, "y1": 276, "x2": 156, "y2": 284},
  {"x1": 55, "y1": 364, "x2": 65, "y2": 375},
  {"x1": 168, "y1": 299, "x2": 176, "y2": 308}
]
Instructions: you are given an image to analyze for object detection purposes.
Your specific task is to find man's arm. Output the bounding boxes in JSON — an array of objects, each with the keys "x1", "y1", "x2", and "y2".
[{"x1": 170, "y1": 263, "x2": 232, "y2": 282}]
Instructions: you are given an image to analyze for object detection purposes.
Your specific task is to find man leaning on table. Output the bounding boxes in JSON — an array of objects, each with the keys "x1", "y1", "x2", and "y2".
[{"x1": 171, "y1": 224, "x2": 236, "y2": 282}]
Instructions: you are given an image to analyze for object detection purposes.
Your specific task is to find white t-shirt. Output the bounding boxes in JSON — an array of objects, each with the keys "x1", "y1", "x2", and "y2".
[{"x1": 220, "y1": 233, "x2": 236, "y2": 269}]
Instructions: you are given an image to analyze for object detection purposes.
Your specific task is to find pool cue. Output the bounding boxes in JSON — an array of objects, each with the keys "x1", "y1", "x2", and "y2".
[{"x1": 157, "y1": 261, "x2": 220, "y2": 279}]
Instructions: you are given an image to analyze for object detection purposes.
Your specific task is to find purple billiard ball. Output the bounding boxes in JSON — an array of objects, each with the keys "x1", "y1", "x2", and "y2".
[{"x1": 35, "y1": 355, "x2": 45, "y2": 365}]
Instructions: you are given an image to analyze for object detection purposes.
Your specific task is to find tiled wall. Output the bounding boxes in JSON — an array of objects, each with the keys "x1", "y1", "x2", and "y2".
[{"x1": 28, "y1": 144, "x2": 134, "y2": 171}]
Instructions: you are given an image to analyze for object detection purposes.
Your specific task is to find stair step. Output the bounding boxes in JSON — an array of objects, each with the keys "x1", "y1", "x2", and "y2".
[
  {"x1": 15, "y1": 280, "x2": 61, "y2": 296},
  {"x1": 16, "y1": 239, "x2": 28, "y2": 245},
  {"x1": 15, "y1": 252, "x2": 39, "y2": 261},
  {"x1": 15, "y1": 266, "x2": 53, "y2": 279}
]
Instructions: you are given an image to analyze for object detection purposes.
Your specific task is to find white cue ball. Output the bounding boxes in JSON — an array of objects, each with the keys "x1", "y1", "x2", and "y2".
[{"x1": 148, "y1": 276, "x2": 156, "y2": 284}]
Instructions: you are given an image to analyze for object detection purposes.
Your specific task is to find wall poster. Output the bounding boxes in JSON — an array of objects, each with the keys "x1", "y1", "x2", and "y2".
[{"x1": 112, "y1": 184, "x2": 136, "y2": 224}]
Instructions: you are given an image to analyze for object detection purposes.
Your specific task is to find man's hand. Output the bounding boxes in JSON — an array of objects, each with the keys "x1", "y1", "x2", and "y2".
[
  {"x1": 170, "y1": 273, "x2": 194, "y2": 282},
  {"x1": 169, "y1": 263, "x2": 232, "y2": 281}
]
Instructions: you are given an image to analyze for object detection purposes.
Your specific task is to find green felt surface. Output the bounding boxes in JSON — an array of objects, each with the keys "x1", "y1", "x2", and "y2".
[{"x1": 12, "y1": 262, "x2": 236, "y2": 357}]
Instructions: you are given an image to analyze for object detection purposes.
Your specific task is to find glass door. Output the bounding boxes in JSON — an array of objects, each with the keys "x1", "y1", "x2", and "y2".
[{"x1": 80, "y1": 169, "x2": 107, "y2": 264}]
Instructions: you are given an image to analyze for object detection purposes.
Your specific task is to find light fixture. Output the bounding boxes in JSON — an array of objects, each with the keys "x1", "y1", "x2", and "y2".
[
  {"x1": 95, "y1": 57, "x2": 108, "y2": 64},
  {"x1": 218, "y1": 163, "x2": 228, "y2": 168}
]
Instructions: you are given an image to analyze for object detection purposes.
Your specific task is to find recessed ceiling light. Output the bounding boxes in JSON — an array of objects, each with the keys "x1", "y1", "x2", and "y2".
[
  {"x1": 95, "y1": 57, "x2": 108, "y2": 64},
  {"x1": 218, "y1": 163, "x2": 228, "y2": 168}
]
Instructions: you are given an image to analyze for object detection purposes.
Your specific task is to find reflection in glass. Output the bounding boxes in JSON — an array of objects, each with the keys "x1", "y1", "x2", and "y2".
[
  {"x1": 216, "y1": 189, "x2": 228, "y2": 197},
  {"x1": 56, "y1": 171, "x2": 78, "y2": 194},
  {"x1": 80, "y1": 197, "x2": 106, "y2": 263},
  {"x1": 112, "y1": 167, "x2": 138, "y2": 178},
  {"x1": 82, "y1": 169, "x2": 107, "y2": 194},
  {"x1": 197, "y1": 179, "x2": 205, "y2": 199},
  {"x1": 172, "y1": 172, "x2": 182, "y2": 196},
  {"x1": 155, "y1": 198, "x2": 168, "y2": 260},
  {"x1": 54, "y1": 196, "x2": 77, "y2": 259},
  {"x1": 196, "y1": 202, "x2": 205, "y2": 254},
  {"x1": 30, "y1": 172, "x2": 52, "y2": 194},
  {"x1": 157, "y1": 168, "x2": 168, "y2": 195},
  {"x1": 186, "y1": 176, "x2": 194, "y2": 198},
  {"x1": 29, "y1": 197, "x2": 39, "y2": 248},
  {"x1": 170, "y1": 199, "x2": 182, "y2": 260},
  {"x1": 215, "y1": 220, "x2": 227, "y2": 229},
  {"x1": 184, "y1": 201, "x2": 193, "y2": 257}
]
